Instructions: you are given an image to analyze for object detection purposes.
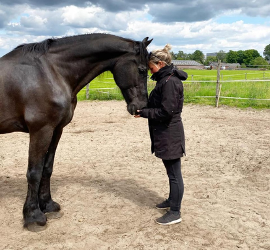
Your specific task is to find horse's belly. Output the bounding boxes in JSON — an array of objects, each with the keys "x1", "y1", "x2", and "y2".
[
  {"x1": 0, "y1": 62, "x2": 75, "y2": 133},
  {"x1": 0, "y1": 94, "x2": 28, "y2": 134},
  {"x1": 0, "y1": 116, "x2": 28, "y2": 134}
]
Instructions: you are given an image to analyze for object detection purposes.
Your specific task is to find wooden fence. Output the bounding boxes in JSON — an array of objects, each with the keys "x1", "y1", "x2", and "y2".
[
  {"x1": 83, "y1": 65, "x2": 270, "y2": 108},
  {"x1": 191, "y1": 60, "x2": 270, "y2": 107}
]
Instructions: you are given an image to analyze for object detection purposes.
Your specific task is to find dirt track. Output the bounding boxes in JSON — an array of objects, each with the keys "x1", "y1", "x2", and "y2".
[{"x1": 0, "y1": 101, "x2": 269, "y2": 250}]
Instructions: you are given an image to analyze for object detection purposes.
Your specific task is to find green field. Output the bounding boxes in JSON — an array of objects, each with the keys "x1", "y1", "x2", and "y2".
[
  {"x1": 185, "y1": 69, "x2": 270, "y2": 81},
  {"x1": 77, "y1": 69, "x2": 270, "y2": 109}
]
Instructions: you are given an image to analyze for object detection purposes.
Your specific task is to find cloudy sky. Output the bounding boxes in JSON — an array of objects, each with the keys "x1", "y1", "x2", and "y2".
[{"x1": 0, "y1": 0, "x2": 270, "y2": 57}]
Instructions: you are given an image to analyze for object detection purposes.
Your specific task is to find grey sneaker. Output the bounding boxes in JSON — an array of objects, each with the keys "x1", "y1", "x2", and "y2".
[
  {"x1": 156, "y1": 211, "x2": 182, "y2": 225},
  {"x1": 156, "y1": 200, "x2": 170, "y2": 210}
]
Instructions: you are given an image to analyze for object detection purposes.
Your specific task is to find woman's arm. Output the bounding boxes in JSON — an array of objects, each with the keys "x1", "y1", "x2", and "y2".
[{"x1": 139, "y1": 79, "x2": 182, "y2": 120}]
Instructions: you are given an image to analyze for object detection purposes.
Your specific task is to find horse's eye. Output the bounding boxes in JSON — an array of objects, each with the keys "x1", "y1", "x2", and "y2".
[{"x1": 138, "y1": 65, "x2": 146, "y2": 73}]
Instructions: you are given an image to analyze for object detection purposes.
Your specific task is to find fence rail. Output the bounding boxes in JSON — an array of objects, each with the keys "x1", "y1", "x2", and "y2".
[
  {"x1": 79, "y1": 68, "x2": 270, "y2": 109},
  {"x1": 196, "y1": 96, "x2": 270, "y2": 101},
  {"x1": 185, "y1": 79, "x2": 270, "y2": 83},
  {"x1": 211, "y1": 60, "x2": 270, "y2": 107}
]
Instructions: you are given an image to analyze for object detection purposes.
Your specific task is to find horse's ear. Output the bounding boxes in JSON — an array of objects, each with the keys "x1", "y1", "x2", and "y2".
[{"x1": 142, "y1": 37, "x2": 153, "y2": 47}]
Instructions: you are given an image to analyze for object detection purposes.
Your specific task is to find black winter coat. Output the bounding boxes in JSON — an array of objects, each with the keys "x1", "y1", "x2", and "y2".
[{"x1": 140, "y1": 64, "x2": 188, "y2": 160}]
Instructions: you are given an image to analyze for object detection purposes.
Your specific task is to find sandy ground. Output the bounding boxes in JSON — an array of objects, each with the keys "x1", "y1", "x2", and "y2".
[{"x1": 0, "y1": 101, "x2": 269, "y2": 250}]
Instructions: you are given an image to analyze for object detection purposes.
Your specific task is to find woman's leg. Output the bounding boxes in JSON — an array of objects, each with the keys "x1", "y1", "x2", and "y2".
[
  {"x1": 155, "y1": 158, "x2": 184, "y2": 225},
  {"x1": 162, "y1": 158, "x2": 184, "y2": 213}
]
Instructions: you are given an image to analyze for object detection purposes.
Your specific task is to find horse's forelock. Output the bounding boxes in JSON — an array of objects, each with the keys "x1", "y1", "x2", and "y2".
[
  {"x1": 133, "y1": 41, "x2": 149, "y2": 65},
  {"x1": 137, "y1": 41, "x2": 149, "y2": 66}
]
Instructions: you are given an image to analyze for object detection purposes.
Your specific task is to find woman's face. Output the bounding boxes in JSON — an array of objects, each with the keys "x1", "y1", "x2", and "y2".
[{"x1": 148, "y1": 61, "x2": 165, "y2": 74}]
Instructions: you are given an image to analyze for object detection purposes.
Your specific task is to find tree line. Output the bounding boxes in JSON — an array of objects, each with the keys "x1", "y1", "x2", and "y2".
[{"x1": 171, "y1": 44, "x2": 270, "y2": 67}]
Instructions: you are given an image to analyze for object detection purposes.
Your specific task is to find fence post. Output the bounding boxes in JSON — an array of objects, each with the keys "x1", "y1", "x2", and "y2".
[
  {"x1": 86, "y1": 83, "x2": 90, "y2": 99},
  {"x1": 215, "y1": 60, "x2": 221, "y2": 107}
]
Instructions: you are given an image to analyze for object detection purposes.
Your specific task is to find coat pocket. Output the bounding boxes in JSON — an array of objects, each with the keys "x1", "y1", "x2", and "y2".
[
  {"x1": 168, "y1": 121, "x2": 185, "y2": 156},
  {"x1": 152, "y1": 125, "x2": 169, "y2": 154}
]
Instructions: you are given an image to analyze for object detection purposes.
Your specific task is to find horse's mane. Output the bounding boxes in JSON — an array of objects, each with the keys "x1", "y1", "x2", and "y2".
[
  {"x1": 13, "y1": 34, "x2": 137, "y2": 55},
  {"x1": 14, "y1": 39, "x2": 55, "y2": 54}
]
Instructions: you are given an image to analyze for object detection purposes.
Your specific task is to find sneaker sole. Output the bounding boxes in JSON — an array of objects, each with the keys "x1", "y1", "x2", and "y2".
[
  {"x1": 155, "y1": 206, "x2": 170, "y2": 210},
  {"x1": 155, "y1": 218, "x2": 182, "y2": 225}
]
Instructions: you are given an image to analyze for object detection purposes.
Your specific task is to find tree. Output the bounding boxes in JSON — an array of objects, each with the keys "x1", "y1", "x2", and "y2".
[
  {"x1": 216, "y1": 50, "x2": 227, "y2": 62},
  {"x1": 175, "y1": 51, "x2": 188, "y2": 60},
  {"x1": 237, "y1": 50, "x2": 244, "y2": 65},
  {"x1": 191, "y1": 50, "x2": 205, "y2": 64},
  {"x1": 243, "y1": 49, "x2": 261, "y2": 66},
  {"x1": 263, "y1": 44, "x2": 270, "y2": 60},
  {"x1": 170, "y1": 52, "x2": 177, "y2": 60},
  {"x1": 226, "y1": 50, "x2": 238, "y2": 63},
  {"x1": 250, "y1": 57, "x2": 269, "y2": 68},
  {"x1": 186, "y1": 53, "x2": 193, "y2": 60},
  {"x1": 205, "y1": 56, "x2": 217, "y2": 65}
]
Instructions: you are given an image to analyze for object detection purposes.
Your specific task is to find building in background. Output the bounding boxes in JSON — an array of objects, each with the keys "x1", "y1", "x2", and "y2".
[
  {"x1": 172, "y1": 60, "x2": 204, "y2": 70},
  {"x1": 209, "y1": 62, "x2": 240, "y2": 70}
]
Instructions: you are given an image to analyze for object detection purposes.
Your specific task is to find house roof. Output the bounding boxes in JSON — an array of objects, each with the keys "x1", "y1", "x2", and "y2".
[{"x1": 172, "y1": 60, "x2": 203, "y2": 66}]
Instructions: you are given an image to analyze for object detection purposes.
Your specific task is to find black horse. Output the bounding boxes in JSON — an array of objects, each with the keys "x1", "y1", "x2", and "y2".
[{"x1": 0, "y1": 34, "x2": 152, "y2": 228}]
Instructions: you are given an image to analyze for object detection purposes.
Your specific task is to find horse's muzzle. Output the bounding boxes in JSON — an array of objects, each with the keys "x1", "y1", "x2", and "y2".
[
  {"x1": 127, "y1": 103, "x2": 137, "y2": 115},
  {"x1": 127, "y1": 101, "x2": 147, "y2": 115}
]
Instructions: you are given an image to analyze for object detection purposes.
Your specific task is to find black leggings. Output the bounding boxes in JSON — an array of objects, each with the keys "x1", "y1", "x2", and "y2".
[{"x1": 162, "y1": 158, "x2": 184, "y2": 212}]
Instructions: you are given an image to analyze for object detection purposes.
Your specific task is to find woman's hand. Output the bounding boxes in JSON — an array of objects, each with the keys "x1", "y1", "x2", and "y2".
[{"x1": 134, "y1": 110, "x2": 141, "y2": 118}]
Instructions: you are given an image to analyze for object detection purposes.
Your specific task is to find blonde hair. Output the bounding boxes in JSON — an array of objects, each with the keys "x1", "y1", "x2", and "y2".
[{"x1": 149, "y1": 44, "x2": 172, "y2": 66}]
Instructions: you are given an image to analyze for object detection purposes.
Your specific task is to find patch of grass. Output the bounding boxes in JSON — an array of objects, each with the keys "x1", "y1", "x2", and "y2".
[
  {"x1": 77, "y1": 70, "x2": 270, "y2": 109},
  {"x1": 185, "y1": 69, "x2": 270, "y2": 81}
]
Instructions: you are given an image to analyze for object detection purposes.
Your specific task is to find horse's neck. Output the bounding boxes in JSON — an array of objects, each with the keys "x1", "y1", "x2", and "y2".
[{"x1": 49, "y1": 37, "x2": 130, "y2": 97}]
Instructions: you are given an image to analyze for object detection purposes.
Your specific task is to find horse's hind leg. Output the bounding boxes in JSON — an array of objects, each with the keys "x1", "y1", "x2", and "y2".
[
  {"x1": 38, "y1": 127, "x2": 63, "y2": 214},
  {"x1": 23, "y1": 126, "x2": 54, "y2": 228}
]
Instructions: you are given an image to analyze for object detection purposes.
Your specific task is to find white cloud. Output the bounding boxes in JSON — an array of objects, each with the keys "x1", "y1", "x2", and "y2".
[
  {"x1": 61, "y1": 5, "x2": 149, "y2": 31},
  {"x1": 121, "y1": 18, "x2": 270, "y2": 55},
  {"x1": 61, "y1": 5, "x2": 104, "y2": 27},
  {"x1": 0, "y1": 35, "x2": 29, "y2": 52},
  {"x1": 0, "y1": 1, "x2": 270, "y2": 57},
  {"x1": 21, "y1": 15, "x2": 48, "y2": 28}
]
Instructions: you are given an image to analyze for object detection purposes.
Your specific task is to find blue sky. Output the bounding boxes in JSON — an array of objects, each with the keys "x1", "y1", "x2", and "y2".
[
  {"x1": 0, "y1": 0, "x2": 270, "y2": 57},
  {"x1": 215, "y1": 15, "x2": 270, "y2": 25}
]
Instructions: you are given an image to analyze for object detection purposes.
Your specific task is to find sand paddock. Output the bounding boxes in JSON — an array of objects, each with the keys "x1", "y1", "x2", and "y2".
[{"x1": 0, "y1": 101, "x2": 269, "y2": 250}]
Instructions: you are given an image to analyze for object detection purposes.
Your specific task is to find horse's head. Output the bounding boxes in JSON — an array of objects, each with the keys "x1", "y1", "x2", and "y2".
[{"x1": 112, "y1": 37, "x2": 152, "y2": 115}]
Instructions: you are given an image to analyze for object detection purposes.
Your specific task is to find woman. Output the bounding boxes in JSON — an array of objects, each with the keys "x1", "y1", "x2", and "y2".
[{"x1": 135, "y1": 44, "x2": 188, "y2": 225}]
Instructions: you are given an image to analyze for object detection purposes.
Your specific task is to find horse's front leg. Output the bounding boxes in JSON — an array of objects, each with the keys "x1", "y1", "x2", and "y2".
[
  {"x1": 38, "y1": 127, "x2": 63, "y2": 214},
  {"x1": 23, "y1": 126, "x2": 54, "y2": 228}
]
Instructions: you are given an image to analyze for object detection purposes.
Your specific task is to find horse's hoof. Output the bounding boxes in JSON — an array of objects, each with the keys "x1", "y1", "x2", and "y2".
[
  {"x1": 23, "y1": 209, "x2": 47, "y2": 231},
  {"x1": 46, "y1": 211, "x2": 64, "y2": 220},
  {"x1": 26, "y1": 222, "x2": 48, "y2": 232},
  {"x1": 40, "y1": 200, "x2": 61, "y2": 213}
]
